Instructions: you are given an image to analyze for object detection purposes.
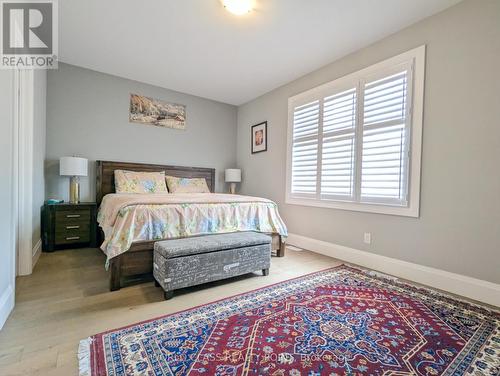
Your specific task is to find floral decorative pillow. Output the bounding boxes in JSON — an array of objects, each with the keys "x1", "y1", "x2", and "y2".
[
  {"x1": 115, "y1": 170, "x2": 168, "y2": 193},
  {"x1": 165, "y1": 176, "x2": 210, "y2": 193}
]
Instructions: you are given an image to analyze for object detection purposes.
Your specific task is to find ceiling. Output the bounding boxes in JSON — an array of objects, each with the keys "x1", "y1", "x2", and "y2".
[{"x1": 59, "y1": 0, "x2": 462, "y2": 105}]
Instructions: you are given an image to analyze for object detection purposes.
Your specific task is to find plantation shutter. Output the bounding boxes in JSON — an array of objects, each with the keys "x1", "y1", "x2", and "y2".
[
  {"x1": 320, "y1": 88, "x2": 357, "y2": 199},
  {"x1": 290, "y1": 100, "x2": 320, "y2": 195},
  {"x1": 360, "y1": 69, "x2": 411, "y2": 204},
  {"x1": 287, "y1": 50, "x2": 421, "y2": 215}
]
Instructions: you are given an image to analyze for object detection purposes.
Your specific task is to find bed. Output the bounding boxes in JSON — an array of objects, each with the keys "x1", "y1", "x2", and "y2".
[{"x1": 96, "y1": 160, "x2": 287, "y2": 291}]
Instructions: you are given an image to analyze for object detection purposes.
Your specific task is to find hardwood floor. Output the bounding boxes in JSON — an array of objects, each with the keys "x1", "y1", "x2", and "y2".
[{"x1": 0, "y1": 247, "x2": 341, "y2": 375}]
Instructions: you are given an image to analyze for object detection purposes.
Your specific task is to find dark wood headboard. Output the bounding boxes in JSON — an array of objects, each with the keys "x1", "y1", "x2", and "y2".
[{"x1": 96, "y1": 160, "x2": 216, "y2": 205}]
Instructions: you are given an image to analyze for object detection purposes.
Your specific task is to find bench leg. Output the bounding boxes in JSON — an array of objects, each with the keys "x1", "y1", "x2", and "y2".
[
  {"x1": 164, "y1": 291, "x2": 174, "y2": 300},
  {"x1": 154, "y1": 279, "x2": 160, "y2": 287},
  {"x1": 262, "y1": 268, "x2": 269, "y2": 276}
]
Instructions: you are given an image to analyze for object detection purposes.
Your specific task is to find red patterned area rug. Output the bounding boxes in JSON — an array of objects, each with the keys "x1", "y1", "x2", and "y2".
[{"x1": 79, "y1": 265, "x2": 499, "y2": 375}]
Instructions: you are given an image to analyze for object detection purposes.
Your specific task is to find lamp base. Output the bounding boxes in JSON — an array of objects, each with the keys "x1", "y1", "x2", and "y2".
[
  {"x1": 229, "y1": 182, "x2": 237, "y2": 194},
  {"x1": 69, "y1": 176, "x2": 80, "y2": 204}
]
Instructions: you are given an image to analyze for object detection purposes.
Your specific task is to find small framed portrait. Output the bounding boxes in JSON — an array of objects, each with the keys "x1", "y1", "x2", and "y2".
[{"x1": 251, "y1": 121, "x2": 267, "y2": 154}]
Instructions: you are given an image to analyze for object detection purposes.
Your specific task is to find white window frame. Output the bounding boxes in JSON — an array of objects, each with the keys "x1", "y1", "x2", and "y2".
[{"x1": 286, "y1": 45, "x2": 425, "y2": 217}]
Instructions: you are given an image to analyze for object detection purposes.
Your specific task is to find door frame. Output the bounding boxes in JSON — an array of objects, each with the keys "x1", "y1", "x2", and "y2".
[
  {"x1": 15, "y1": 69, "x2": 35, "y2": 276},
  {"x1": 0, "y1": 70, "x2": 17, "y2": 329}
]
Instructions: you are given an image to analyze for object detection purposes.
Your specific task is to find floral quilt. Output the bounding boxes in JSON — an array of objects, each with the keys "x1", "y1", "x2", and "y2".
[{"x1": 98, "y1": 193, "x2": 288, "y2": 261}]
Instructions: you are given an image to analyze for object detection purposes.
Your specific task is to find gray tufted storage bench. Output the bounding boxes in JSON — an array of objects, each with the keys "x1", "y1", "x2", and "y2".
[{"x1": 153, "y1": 232, "x2": 271, "y2": 300}]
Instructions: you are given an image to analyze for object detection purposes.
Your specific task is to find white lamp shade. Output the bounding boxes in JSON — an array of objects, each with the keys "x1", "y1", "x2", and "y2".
[
  {"x1": 225, "y1": 169, "x2": 241, "y2": 183},
  {"x1": 60, "y1": 157, "x2": 88, "y2": 177}
]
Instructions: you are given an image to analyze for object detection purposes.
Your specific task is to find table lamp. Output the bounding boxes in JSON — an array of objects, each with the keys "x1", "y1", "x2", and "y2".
[
  {"x1": 60, "y1": 156, "x2": 88, "y2": 204},
  {"x1": 225, "y1": 169, "x2": 241, "y2": 194}
]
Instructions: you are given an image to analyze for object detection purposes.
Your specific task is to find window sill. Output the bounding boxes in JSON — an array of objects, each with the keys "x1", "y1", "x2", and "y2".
[{"x1": 285, "y1": 195, "x2": 419, "y2": 218}]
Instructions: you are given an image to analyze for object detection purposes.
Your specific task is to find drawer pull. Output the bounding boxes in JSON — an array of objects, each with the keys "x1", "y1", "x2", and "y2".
[
  {"x1": 66, "y1": 236, "x2": 80, "y2": 241},
  {"x1": 66, "y1": 214, "x2": 81, "y2": 218},
  {"x1": 66, "y1": 225, "x2": 80, "y2": 229}
]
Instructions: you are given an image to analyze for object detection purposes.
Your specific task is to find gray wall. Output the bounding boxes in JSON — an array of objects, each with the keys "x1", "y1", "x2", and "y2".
[
  {"x1": 236, "y1": 0, "x2": 500, "y2": 284},
  {"x1": 32, "y1": 70, "x2": 46, "y2": 249},
  {"x1": 46, "y1": 63, "x2": 238, "y2": 201},
  {"x1": 0, "y1": 70, "x2": 15, "y2": 328}
]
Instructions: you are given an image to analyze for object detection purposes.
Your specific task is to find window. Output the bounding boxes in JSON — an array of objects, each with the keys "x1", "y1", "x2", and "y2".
[{"x1": 286, "y1": 46, "x2": 425, "y2": 217}]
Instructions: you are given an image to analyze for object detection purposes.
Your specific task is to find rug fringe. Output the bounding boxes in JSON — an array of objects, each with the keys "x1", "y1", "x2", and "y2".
[{"x1": 78, "y1": 337, "x2": 93, "y2": 376}]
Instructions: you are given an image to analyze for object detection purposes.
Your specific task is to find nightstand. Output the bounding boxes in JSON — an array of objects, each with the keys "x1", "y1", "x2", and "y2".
[{"x1": 42, "y1": 202, "x2": 97, "y2": 252}]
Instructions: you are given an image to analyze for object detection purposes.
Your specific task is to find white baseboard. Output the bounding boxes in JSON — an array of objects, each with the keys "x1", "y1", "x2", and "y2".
[
  {"x1": 0, "y1": 285, "x2": 14, "y2": 330},
  {"x1": 32, "y1": 238, "x2": 42, "y2": 269},
  {"x1": 287, "y1": 233, "x2": 500, "y2": 307}
]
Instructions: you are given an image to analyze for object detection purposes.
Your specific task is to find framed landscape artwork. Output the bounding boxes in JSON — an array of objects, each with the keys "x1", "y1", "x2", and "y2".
[
  {"x1": 129, "y1": 93, "x2": 186, "y2": 130},
  {"x1": 251, "y1": 121, "x2": 267, "y2": 154}
]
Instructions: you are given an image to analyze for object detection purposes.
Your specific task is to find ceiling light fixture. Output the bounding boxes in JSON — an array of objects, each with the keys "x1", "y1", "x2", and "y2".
[{"x1": 222, "y1": 0, "x2": 254, "y2": 16}]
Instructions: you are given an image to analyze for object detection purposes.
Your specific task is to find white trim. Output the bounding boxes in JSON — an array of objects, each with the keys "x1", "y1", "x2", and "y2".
[
  {"x1": 4, "y1": 69, "x2": 18, "y2": 329},
  {"x1": 12, "y1": 70, "x2": 20, "y2": 279},
  {"x1": 1, "y1": 70, "x2": 15, "y2": 326},
  {"x1": 286, "y1": 45, "x2": 425, "y2": 218},
  {"x1": 287, "y1": 233, "x2": 500, "y2": 307},
  {"x1": 32, "y1": 238, "x2": 42, "y2": 269},
  {"x1": 0, "y1": 285, "x2": 14, "y2": 330},
  {"x1": 285, "y1": 196, "x2": 418, "y2": 217},
  {"x1": 16, "y1": 70, "x2": 34, "y2": 276}
]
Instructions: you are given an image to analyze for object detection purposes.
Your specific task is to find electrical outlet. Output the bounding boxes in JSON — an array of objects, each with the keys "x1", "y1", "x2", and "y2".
[{"x1": 364, "y1": 232, "x2": 371, "y2": 244}]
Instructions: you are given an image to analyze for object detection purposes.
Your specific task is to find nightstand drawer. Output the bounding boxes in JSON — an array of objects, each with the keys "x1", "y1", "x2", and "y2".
[
  {"x1": 55, "y1": 225, "x2": 90, "y2": 245},
  {"x1": 55, "y1": 209, "x2": 90, "y2": 225},
  {"x1": 55, "y1": 222, "x2": 90, "y2": 233}
]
